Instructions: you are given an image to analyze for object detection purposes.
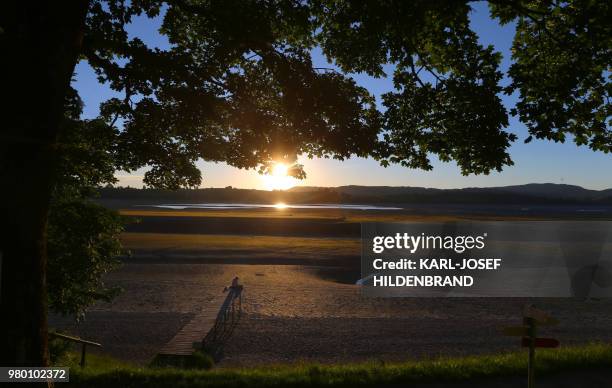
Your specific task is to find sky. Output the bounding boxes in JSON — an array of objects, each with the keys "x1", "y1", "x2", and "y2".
[{"x1": 72, "y1": 2, "x2": 612, "y2": 190}]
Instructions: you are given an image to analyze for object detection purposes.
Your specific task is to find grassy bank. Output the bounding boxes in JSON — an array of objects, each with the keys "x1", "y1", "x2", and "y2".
[{"x1": 64, "y1": 344, "x2": 612, "y2": 387}]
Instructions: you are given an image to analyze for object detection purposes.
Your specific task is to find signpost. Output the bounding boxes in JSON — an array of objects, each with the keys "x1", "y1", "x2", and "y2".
[
  {"x1": 521, "y1": 337, "x2": 560, "y2": 348},
  {"x1": 500, "y1": 305, "x2": 560, "y2": 388}
]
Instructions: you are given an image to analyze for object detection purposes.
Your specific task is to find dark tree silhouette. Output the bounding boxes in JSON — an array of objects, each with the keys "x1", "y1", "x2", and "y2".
[{"x1": 0, "y1": 0, "x2": 610, "y2": 366}]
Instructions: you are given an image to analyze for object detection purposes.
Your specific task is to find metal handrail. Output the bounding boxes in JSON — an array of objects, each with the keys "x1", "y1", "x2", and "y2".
[
  {"x1": 49, "y1": 331, "x2": 102, "y2": 367},
  {"x1": 202, "y1": 279, "x2": 243, "y2": 352}
]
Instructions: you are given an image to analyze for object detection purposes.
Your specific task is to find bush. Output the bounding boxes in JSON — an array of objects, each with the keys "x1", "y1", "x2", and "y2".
[
  {"x1": 47, "y1": 199, "x2": 125, "y2": 320},
  {"x1": 187, "y1": 351, "x2": 214, "y2": 370}
]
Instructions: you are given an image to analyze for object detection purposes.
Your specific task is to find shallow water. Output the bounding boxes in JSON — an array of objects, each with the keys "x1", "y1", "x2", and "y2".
[{"x1": 144, "y1": 203, "x2": 403, "y2": 210}]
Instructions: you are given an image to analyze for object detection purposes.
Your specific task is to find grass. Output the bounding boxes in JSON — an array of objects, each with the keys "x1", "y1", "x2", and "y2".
[
  {"x1": 121, "y1": 232, "x2": 360, "y2": 260},
  {"x1": 61, "y1": 343, "x2": 612, "y2": 387},
  {"x1": 122, "y1": 233, "x2": 359, "y2": 251},
  {"x1": 151, "y1": 351, "x2": 215, "y2": 370}
]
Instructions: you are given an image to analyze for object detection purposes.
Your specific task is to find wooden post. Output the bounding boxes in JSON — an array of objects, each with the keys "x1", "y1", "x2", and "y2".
[
  {"x1": 80, "y1": 343, "x2": 87, "y2": 368},
  {"x1": 502, "y1": 305, "x2": 558, "y2": 388},
  {"x1": 524, "y1": 316, "x2": 536, "y2": 388}
]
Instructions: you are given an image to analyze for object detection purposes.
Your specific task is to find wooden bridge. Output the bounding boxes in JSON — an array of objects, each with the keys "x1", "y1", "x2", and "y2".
[{"x1": 156, "y1": 278, "x2": 243, "y2": 362}]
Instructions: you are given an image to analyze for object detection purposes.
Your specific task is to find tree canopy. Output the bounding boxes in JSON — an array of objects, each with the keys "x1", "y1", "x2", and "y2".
[{"x1": 78, "y1": 0, "x2": 610, "y2": 190}]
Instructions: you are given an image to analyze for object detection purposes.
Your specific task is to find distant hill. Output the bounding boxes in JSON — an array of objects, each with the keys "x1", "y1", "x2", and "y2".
[
  {"x1": 336, "y1": 183, "x2": 612, "y2": 203},
  {"x1": 98, "y1": 183, "x2": 612, "y2": 205},
  {"x1": 294, "y1": 183, "x2": 612, "y2": 200},
  {"x1": 491, "y1": 183, "x2": 611, "y2": 200}
]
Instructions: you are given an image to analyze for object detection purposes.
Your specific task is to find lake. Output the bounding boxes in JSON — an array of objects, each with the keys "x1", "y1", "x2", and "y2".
[{"x1": 144, "y1": 203, "x2": 403, "y2": 210}]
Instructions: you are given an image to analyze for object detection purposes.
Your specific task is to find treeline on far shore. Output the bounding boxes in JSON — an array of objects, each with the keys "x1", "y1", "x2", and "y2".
[{"x1": 96, "y1": 184, "x2": 612, "y2": 205}]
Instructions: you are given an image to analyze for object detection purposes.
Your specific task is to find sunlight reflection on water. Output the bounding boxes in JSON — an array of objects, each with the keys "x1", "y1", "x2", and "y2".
[{"x1": 143, "y1": 203, "x2": 403, "y2": 210}]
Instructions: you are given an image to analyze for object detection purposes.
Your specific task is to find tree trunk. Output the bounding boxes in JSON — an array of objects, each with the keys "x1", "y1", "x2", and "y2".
[{"x1": 0, "y1": 1, "x2": 89, "y2": 366}]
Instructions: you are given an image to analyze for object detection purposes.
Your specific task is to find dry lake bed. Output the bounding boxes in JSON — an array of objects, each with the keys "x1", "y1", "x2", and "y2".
[{"x1": 50, "y1": 206, "x2": 612, "y2": 366}]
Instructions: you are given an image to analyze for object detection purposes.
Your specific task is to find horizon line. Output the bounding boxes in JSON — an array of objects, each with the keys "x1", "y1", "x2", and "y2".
[{"x1": 107, "y1": 182, "x2": 612, "y2": 192}]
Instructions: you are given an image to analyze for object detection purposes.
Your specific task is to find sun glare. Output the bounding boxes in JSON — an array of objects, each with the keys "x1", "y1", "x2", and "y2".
[
  {"x1": 262, "y1": 163, "x2": 297, "y2": 191},
  {"x1": 272, "y1": 163, "x2": 288, "y2": 177},
  {"x1": 274, "y1": 202, "x2": 288, "y2": 209}
]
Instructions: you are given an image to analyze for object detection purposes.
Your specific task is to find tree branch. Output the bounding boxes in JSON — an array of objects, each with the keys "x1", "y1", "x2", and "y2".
[{"x1": 486, "y1": 0, "x2": 564, "y2": 46}]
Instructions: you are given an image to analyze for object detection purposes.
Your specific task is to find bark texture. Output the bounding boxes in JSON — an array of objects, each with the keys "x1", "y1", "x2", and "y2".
[{"x1": 0, "y1": 1, "x2": 89, "y2": 366}]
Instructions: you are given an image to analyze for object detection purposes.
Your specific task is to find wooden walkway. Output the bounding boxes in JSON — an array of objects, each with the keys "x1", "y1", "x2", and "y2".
[{"x1": 157, "y1": 281, "x2": 243, "y2": 358}]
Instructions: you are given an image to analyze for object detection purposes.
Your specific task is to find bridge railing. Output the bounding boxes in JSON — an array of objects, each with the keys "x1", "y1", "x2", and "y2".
[
  {"x1": 49, "y1": 331, "x2": 102, "y2": 367},
  {"x1": 202, "y1": 280, "x2": 243, "y2": 351}
]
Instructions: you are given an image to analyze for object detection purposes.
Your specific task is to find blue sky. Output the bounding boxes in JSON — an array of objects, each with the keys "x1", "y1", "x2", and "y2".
[{"x1": 72, "y1": 2, "x2": 612, "y2": 190}]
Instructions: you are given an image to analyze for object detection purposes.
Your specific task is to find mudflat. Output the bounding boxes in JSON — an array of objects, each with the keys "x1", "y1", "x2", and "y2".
[{"x1": 50, "y1": 207, "x2": 612, "y2": 367}]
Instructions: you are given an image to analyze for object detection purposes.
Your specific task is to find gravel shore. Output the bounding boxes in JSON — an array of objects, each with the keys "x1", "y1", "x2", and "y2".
[{"x1": 50, "y1": 261, "x2": 612, "y2": 366}]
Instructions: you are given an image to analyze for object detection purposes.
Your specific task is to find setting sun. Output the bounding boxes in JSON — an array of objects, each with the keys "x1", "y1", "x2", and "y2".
[
  {"x1": 272, "y1": 163, "x2": 288, "y2": 177},
  {"x1": 262, "y1": 163, "x2": 297, "y2": 190}
]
